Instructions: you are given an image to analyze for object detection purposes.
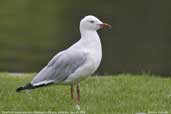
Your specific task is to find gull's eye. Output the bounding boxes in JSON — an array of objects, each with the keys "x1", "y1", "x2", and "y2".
[{"x1": 90, "y1": 20, "x2": 95, "y2": 23}]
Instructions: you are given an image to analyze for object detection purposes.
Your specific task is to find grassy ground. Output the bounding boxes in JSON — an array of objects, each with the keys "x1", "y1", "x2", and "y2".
[{"x1": 0, "y1": 73, "x2": 171, "y2": 114}]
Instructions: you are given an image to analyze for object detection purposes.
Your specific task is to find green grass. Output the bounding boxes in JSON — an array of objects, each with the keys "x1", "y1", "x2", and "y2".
[{"x1": 0, "y1": 73, "x2": 171, "y2": 114}]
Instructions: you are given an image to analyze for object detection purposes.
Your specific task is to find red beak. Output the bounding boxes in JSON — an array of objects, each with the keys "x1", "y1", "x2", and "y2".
[{"x1": 99, "y1": 23, "x2": 112, "y2": 29}]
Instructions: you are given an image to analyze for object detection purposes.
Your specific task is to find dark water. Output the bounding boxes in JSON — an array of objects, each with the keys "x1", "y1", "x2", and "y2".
[{"x1": 0, "y1": 0, "x2": 171, "y2": 76}]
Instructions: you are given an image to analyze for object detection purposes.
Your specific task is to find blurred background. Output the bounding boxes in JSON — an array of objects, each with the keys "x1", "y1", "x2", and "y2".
[{"x1": 0, "y1": 0, "x2": 170, "y2": 76}]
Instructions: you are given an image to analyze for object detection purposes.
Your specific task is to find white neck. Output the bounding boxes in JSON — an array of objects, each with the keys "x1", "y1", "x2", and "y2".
[
  {"x1": 80, "y1": 29, "x2": 99, "y2": 38},
  {"x1": 79, "y1": 29, "x2": 102, "y2": 51}
]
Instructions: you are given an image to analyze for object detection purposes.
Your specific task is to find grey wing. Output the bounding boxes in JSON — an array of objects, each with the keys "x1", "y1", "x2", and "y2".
[{"x1": 31, "y1": 50, "x2": 87, "y2": 86}]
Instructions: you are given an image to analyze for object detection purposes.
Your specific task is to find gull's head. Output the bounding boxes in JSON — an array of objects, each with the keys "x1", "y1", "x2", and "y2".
[{"x1": 80, "y1": 15, "x2": 111, "y2": 31}]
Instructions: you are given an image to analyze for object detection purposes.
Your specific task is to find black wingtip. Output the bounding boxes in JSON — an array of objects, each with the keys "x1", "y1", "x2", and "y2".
[
  {"x1": 16, "y1": 83, "x2": 33, "y2": 92},
  {"x1": 16, "y1": 87, "x2": 24, "y2": 92},
  {"x1": 16, "y1": 82, "x2": 54, "y2": 92}
]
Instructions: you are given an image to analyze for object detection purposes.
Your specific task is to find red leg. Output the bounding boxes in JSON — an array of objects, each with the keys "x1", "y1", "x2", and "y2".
[
  {"x1": 71, "y1": 84, "x2": 74, "y2": 99},
  {"x1": 76, "y1": 83, "x2": 80, "y2": 103}
]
